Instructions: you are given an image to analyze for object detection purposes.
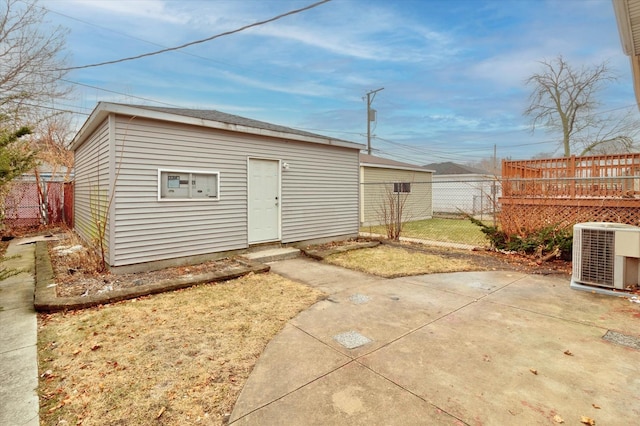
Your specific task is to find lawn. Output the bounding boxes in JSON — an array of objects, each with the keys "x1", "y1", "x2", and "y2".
[
  {"x1": 363, "y1": 217, "x2": 490, "y2": 246},
  {"x1": 37, "y1": 273, "x2": 324, "y2": 425},
  {"x1": 324, "y1": 245, "x2": 480, "y2": 277}
]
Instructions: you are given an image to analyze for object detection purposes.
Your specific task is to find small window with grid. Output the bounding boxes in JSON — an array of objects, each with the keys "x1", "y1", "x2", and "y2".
[{"x1": 393, "y1": 182, "x2": 411, "y2": 193}]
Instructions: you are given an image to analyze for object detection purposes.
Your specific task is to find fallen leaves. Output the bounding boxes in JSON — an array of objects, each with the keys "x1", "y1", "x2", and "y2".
[
  {"x1": 47, "y1": 402, "x2": 65, "y2": 413},
  {"x1": 156, "y1": 406, "x2": 166, "y2": 419},
  {"x1": 553, "y1": 414, "x2": 564, "y2": 423},
  {"x1": 563, "y1": 349, "x2": 573, "y2": 356},
  {"x1": 38, "y1": 272, "x2": 324, "y2": 425},
  {"x1": 580, "y1": 415, "x2": 596, "y2": 425},
  {"x1": 47, "y1": 396, "x2": 71, "y2": 413}
]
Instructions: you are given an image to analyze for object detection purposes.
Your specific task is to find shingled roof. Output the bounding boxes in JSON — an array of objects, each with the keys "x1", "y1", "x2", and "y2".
[
  {"x1": 423, "y1": 161, "x2": 489, "y2": 175},
  {"x1": 129, "y1": 104, "x2": 332, "y2": 141},
  {"x1": 360, "y1": 154, "x2": 433, "y2": 173},
  {"x1": 71, "y1": 102, "x2": 363, "y2": 151}
]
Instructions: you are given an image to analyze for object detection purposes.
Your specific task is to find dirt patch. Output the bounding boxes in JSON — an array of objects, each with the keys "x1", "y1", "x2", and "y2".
[
  {"x1": 38, "y1": 273, "x2": 325, "y2": 426},
  {"x1": 0, "y1": 239, "x2": 9, "y2": 256},
  {"x1": 49, "y1": 238, "x2": 254, "y2": 298}
]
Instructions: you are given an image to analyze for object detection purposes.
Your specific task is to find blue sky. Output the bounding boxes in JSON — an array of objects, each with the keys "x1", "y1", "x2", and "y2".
[{"x1": 41, "y1": 0, "x2": 636, "y2": 165}]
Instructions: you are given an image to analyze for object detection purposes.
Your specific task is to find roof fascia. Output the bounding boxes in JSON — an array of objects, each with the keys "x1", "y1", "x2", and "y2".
[
  {"x1": 71, "y1": 102, "x2": 364, "y2": 151},
  {"x1": 360, "y1": 162, "x2": 434, "y2": 173}
]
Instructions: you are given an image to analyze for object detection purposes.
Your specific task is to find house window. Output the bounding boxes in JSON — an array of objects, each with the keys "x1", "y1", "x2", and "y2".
[
  {"x1": 393, "y1": 182, "x2": 411, "y2": 193},
  {"x1": 158, "y1": 169, "x2": 219, "y2": 200}
]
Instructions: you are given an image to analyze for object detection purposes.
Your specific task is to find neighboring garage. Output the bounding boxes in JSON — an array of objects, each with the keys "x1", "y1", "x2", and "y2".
[{"x1": 359, "y1": 153, "x2": 433, "y2": 226}]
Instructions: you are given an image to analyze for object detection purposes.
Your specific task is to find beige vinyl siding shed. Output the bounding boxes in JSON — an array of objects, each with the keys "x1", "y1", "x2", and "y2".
[
  {"x1": 71, "y1": 102, "x2": 363, "y2": 272},
  {"x1": 360, "y1": 154, "x2": 433, "y2": 226}
]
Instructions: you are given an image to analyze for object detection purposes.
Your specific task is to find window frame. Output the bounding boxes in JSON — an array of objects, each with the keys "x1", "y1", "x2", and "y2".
[
  {"x1": 393, "y1": 182, "x2": 411, "y2": 194},
  {"x1": 157, "y1": 169, "x2": 220, "y2": 201}
]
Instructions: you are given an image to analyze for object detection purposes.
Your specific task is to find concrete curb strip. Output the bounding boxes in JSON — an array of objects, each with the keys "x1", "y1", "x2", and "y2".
[
  {"x1": 33, "y1": 241, "x2": 270, "y2": 312},
  {"x1": 302, "y1": 240, "x2": 381, "y2": 260}
]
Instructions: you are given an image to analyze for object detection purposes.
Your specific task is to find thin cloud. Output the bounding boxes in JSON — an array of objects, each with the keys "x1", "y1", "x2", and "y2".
[
  {"x1": 218, "y1": 69, "x2": 340, "y2": 98},
  {"x1": 60, "y1": 0, "x2": 190, "y2": 24}
]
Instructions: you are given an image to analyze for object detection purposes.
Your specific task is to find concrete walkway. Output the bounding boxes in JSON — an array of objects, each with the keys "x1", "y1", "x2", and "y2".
[
  {"x1": 230, "y1": 258, "x2": 640, "y2": 425},
  {"x1": 0, "y1": 239, "x2": 39, "y2": 426}
]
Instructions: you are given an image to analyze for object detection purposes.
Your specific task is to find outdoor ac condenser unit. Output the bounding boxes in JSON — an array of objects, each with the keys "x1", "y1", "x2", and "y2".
[{"x1": 571, "y1": 222, "x2": 640, "y2": 292}]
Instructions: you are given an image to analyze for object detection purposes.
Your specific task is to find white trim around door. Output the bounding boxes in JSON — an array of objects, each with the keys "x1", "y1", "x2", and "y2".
[{"x1": 247, "y1": 157, "x2": 281, "y2": 244}]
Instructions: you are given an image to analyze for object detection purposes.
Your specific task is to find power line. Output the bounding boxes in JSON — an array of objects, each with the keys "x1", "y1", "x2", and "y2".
[
  {"x1": 54, "y1": 0, "x2": 333, "y2": 71},
  {"x1": 3, "y1": 99, "x2": 90, "y2": 117},
  {"x1": 43, "y1": 5, "x2": 294, "y2": 84},
  {"x1": 60, "y1": 79, "x2": 183, "y2": 108},
  {"x1": 44, "y1": 1, "x2": 399, "y2": 104}
]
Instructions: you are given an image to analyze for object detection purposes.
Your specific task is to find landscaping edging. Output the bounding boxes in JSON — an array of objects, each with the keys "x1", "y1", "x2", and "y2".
[
  {"x1": 301, "y1": 240, "x2": 381, "y2": 260},
  {"x1": 33, "y1": 241, "x2": 270, "y2": 313}
]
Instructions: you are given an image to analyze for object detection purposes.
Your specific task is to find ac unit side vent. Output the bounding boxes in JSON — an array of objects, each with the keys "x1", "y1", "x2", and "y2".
[{"x1": 579, "y1": 229, "x2": 615, "y2": 286}]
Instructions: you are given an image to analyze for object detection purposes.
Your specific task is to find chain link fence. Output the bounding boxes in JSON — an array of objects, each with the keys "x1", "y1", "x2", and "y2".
[
  {"x1": 2, "y1": 180, "x2": 71, "y2": 231},
  {"x1": 360, "y1": 179, "x2": 499, "y2": 248},
  {"x1": 360, "y1": 175, "x2": 640, "y2": 248}
]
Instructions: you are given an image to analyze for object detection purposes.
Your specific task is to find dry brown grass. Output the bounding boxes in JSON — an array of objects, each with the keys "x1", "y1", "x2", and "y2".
[
  {"x1": 51, "y1": 231, "x2": 104, "y2": 276},
  {"x1": 325, "y1": 245, "x2": 480, "y2": 277},
  {"x1": 38, "y1": 273, "x2": 324, "y2": 425}
]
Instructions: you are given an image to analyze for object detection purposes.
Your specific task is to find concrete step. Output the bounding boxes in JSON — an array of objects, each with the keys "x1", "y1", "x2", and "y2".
[{"x1": 242, "y1": 247, "x2": 301, "y2": 263}]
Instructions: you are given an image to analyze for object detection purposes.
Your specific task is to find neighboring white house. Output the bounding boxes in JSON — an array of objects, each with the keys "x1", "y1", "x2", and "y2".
[
  {"x1": 360, "y1": 154, "x2": 434, "y2": 226},
  {"x1": 70, "y1": 102, "x2": 363, "y2": 273},
  {"x1": 424, "y1": 162, "x2": 499, "y2": 217}
]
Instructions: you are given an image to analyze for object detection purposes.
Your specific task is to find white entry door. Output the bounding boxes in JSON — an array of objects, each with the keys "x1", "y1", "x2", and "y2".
[{"x1": 248, "y1": 158, "x2": 280, "y2": 244}]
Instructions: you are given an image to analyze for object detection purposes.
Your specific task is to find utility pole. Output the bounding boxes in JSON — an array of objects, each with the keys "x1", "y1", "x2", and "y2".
[{"x1": 366, "y1": 87, "x2": 384, "y2": 155}]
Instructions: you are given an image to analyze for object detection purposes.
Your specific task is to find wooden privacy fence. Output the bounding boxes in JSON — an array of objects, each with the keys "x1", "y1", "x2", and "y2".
[{"x1": 500, "y1": 153, "x2": 640, "y2": 235}]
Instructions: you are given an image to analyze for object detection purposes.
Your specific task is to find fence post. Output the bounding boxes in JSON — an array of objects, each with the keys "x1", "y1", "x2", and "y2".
[
  {"x1": 569, "y1": 155, "x2": 576, "y2": 198},
  {"x1": 396, "y1": 190, "x2": 400, "y2": 239},
  {"x1": 492, "y1": 180, "x2": 497, "y2": 227}
]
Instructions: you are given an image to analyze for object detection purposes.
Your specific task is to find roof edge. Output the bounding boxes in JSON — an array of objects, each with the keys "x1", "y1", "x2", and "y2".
[
  {"x1": 71, "y1": 102, "x2": 364, "y2": 151},
  {"x1": 360, "y1": 162, "x2": 434, "y2": 173}
]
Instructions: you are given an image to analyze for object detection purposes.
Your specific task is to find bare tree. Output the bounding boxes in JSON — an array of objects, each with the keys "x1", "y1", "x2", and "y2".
[
  {"x1": 375, "y1": 182, "x2": 414, "y2": 240},
  {"x1": 31, "y1": 113, "x2": 74, "y2": 179},
  {"x1": 31, "y1": 114, "x2": 74, "y2": 224},
  {"x1": 464, "y1": 157, "x2": 502, "y2": 175},
  {"x1": 524, "y1": 55, "x2": 639, "y2": 157},
  {"x1": 0, "y1": 0, "x2": 71, "y2": 126}
]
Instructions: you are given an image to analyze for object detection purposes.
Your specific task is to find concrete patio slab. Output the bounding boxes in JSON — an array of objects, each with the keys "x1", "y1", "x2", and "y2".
[
  {"x1": 486, "y1": 273, "x2": 640, "y2": 336},
  {"x1": 399, "y1": 270, "x2": 528, "y2": 299},
  {"x1": 290, "y1": 279, "x2": 476, "y2": 357},
  {"x1": 231, "y1": 362, "x2": 462, "y2": 425},
  {"x1": 231, "y1": 262, "x2": 640, "y2": 425},
  {"x1": 268, "y1": 257, "x2": 380, "y2": 294},
  {"x1": 359, "y1": 300, "x2": 640, "y2": 425},
  {"x1": 230, "y1": 323, "x2": 352, "y2": 421}
]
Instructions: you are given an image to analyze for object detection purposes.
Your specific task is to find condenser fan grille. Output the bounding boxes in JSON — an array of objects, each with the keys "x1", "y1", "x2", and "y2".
[{"x1": 579, "y1": 229, "x2": 615, "y2": 286}]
